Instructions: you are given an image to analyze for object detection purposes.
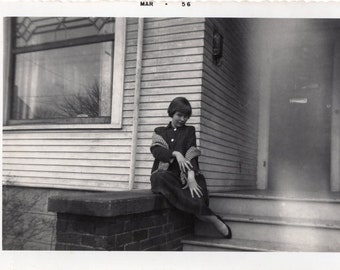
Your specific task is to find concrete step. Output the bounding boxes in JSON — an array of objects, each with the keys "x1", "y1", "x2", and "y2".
[
  {"x1": 209, "y1": 191, "x2": 340, "y2": 221},
  {"x1": 195, "y1": 214, "x2": 340, "y2": 249},
  {"x1": 182, "y1": 236, "x2": 340, "y2": 252}
]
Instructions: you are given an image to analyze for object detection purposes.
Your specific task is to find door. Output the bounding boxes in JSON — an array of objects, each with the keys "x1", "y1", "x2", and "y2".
[{"x1": 268, "y1": 43, "x2": 332, "y2": 192}]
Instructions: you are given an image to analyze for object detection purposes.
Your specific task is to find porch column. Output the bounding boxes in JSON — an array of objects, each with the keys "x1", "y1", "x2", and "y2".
[
  {"x1": 256, "y1": 40, "x2": 271, "y2": 190},
  {"x1": 331, "y1": 40, "x2": 340, "y2": 192}
]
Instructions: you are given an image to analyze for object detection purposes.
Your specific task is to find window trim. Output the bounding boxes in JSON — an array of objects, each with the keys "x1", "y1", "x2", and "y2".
[
  {"x1": 3, "y1": 17, "x2": 126, "y2": 130},
  {"x1": 13, "y1": 33, "x2": 115, "y2": 54}
]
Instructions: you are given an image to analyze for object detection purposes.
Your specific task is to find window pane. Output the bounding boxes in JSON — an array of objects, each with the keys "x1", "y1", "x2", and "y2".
[
  {"x1": 11, "y1": 42, "x2": 113, "y2": 120},
  {"x1": 16, "y1": 17, "x2": 115, "y2": 47}
]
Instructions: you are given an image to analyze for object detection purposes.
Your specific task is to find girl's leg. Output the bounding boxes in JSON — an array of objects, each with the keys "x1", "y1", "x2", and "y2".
[
  {"x1": 150, "y1": 171, "x2": 213, "y2": 216},
  {"x1": 151, "y1": 171, "x2": 231, "y2": 238},
  {"x1": 195, "y1": 215, "x2": 230, "y2": 237}
]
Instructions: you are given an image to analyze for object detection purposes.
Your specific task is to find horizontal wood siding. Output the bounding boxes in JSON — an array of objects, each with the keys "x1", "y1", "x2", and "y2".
[
  {"x1": 2, "y1": 18, "x2": 138, "y2": 191},
  {"x1": 201, "y1": 18, "x2": 259, "y2": 192},
  {"x1": 4, "y1": 18, "x2": 260, "y2": 193},
  {"x1": 133, "y1": 18, "x2": 205, "y2": 189}
]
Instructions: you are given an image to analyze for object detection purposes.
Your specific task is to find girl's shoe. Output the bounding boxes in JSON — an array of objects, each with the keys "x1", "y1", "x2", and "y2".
[{"x1": 216, "y1": 215, "x2": 232, "y2": 239}]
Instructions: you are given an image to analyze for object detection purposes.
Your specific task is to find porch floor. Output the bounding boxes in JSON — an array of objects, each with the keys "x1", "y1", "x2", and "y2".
[{"x1": 210, "y1": 189, "x2": 340, "y2": 202}]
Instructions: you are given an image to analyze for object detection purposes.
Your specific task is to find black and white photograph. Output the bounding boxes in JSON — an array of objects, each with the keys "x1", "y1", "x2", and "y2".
[{"x1": 1, "y1": 1, "x2": 340, "y2": 269}]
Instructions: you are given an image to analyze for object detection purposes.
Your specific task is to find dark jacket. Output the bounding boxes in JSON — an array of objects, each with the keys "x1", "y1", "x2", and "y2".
[{"x1": 150, "y1": 122, "x2": 199, "y2": 177}]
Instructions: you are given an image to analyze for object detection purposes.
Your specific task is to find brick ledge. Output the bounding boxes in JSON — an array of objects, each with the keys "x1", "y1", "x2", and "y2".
[{"x1": 48, "y1": 189, "x2": 171, "y2": 217}]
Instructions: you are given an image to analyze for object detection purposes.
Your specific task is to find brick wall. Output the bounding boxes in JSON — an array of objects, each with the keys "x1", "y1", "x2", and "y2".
[
  {"x1": 49, "y1": 190, "x2": 195, "y2": 251},
  {"x1": 55, "y1": 209, "x2": 194, "y2": 251}
]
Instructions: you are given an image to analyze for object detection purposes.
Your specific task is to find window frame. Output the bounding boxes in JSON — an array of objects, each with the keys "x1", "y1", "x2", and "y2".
[{"x1": 3, "y1": 17, "x2": 126, "y2": 130}]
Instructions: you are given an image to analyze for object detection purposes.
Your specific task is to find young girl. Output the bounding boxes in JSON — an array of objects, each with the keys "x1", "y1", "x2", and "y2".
[{"x1": 150, "y1": 97, "x2": 232, "y2": 238}]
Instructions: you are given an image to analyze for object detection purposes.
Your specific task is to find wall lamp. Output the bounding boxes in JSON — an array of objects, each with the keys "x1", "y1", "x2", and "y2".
[{"x1": 213, "y1": 30, "x2": 223, "y2": 65}]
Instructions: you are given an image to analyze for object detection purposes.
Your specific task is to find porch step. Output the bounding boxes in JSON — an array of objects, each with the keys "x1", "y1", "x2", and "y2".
[
  {"x1": 183, "y1": 191, "x2": 340, "y2": 251},
  {"x1": 182, "y1": 236, "x2": 339, "y2": 252},
  {"x1": 194, "y1": 214, "x2": 340, "y2": 250},
  {"x1": 209, "y1": 191, "x2": 340, "y2": 221}
]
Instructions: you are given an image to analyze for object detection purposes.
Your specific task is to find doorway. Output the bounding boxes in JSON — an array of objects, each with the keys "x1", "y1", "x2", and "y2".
[{"x1": 268, "y1": 43, "x2": 332, "y2": 192}]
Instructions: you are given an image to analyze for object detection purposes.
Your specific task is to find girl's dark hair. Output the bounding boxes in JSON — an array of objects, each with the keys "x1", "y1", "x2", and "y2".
[{"x1": 167, "y1": 97, "x2": 192, "y2": 118}]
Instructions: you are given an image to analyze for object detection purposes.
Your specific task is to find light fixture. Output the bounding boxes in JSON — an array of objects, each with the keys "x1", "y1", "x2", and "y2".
[{"x1": 213, "y1": 30, "x2": 223, "y2": 65}]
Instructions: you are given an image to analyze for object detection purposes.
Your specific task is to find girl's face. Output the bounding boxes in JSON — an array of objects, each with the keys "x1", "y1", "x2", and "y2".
[{"x1": 172, "y1": 111, "x2": 189, "y2": 128}]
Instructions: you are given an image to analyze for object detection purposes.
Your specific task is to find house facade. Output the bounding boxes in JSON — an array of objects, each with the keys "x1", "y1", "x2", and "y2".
[{"x1": 2, "y1": 17, "x2": 339, "y2": 250}]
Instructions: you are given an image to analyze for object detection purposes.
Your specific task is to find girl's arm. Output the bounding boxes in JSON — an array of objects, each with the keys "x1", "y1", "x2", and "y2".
[
  {"x1": 172, "y1": 151, "x2": 193, "y2": 172},
  {"x1": 185, "y1": 126, "x2": 200, "y2": 172},
  {"x1": 150, "y1": 128, "x2": 173, "y2": 162},
  {"x1": 185, "y1": 170, "x2": 203, "y2": 198},
  {"x1": 150, "y1": 145, "x2": 173, "y2": 162}
]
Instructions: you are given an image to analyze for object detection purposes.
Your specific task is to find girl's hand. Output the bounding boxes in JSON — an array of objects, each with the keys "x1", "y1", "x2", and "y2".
[
  {"x1": 172, "y1": 151, "x2": 193, "y2": 172},
  {"x1": 182, "y1": 171, "x2": 203, "y2": 198}
]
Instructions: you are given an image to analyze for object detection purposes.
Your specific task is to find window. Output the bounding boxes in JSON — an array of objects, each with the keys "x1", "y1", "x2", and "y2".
[{"x1": 4, "y1": 17, "x2": 126, "y2": 129}]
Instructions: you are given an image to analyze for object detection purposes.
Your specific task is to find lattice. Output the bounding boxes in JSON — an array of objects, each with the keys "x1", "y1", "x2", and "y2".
[{"x1": 16, "y1": 17, "x2": 114, "y2": 45}]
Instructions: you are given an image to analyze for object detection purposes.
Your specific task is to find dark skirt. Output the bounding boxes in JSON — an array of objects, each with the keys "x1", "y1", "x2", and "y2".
[{"x1": 150, "y1": 170, "x2": 214, "y2": 216}]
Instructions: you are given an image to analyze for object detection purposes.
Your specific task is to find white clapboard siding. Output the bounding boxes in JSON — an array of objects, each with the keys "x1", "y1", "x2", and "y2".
[
  {"x1": 138, "y1": 123, "x2": 202, "y2": 136},
  {"x1": 200, "y1": 147, "x2": 255, "y2": 165},
  {"x1": 3, "y1": 145, "x2": 131, "y2": 153},
  {"x1": 4, "y1": 158, "x2": 130, "y2": 168},
  {"x1": 133, "y1": 18, "x2": 206, "y2": 188},
  {"x1": 3, "y1": 170, "x2": 130, "y2": 182},
  {"x1": 200, "y1": 128, "x2": 257, "y2": 151},
  {"x1": 139, "y1": 108, "x2": 200, "y2": 118},
  {"x1": 141, "y1": 71, "x2": 203, "y2": 81},
  {"x1": 199, "y1": 156, "x2": 241, "y2": 168},
  {"x1": 143, "y1": 18, "x2": 205, "y2": 28},
  {"x1": 139, "y1": 100, "x2": 201, "y2": 111},
  {"x1": 200, "y1": 18, "x2": 258, "y2": 191},
  {"x1": 2, "y1": 132, "x2": 132, "y2": 140},
  {"x1": 201, "y1": 116, "x2": 256, "y2": 145},
  {"x1": 3, "y1": 18, "x2": 258, "y2": 192},
  {"x1": 125, "y1": 63, "x2": 203, "y2": 76},
  {"x1": 142, "y1": 32, "x2": 205, "y2": 46},
  {"x1": 3, "y1": 138, "x2": 132, "y2": 146},
  {"x1": 124, "y1": 79, "x2": 202, "y2": 91},
  {"x1": 3, "y1": 163, "x2": 131, "y2": 175},
  {"x1": 143, "y1": 39, "x2": 205, "y2": 52},
  {"x1": 137, "y1": 139, "x2": 154, "y2": 147},
  {"x1": 2, "y1": 18, "x2": 138, "y2": 191},
  {"x1": 143, "y1": 23, "x2": 205, "y2": 38},
  {"x1": 126, "y1": 48, "x2": 204, "y2": 61},
  {"x1": 126, "y1": 31, "x2": 205, "y2": 47},
  {"x1": 199, "y1": 139, "x2": 257, "y2": 160},
  {"x1": 201, "y1": 84, "x2": 250, "y2": 124},
  {"x1": 2, "y1": 176, "x2": 129, "y2": 191},
  {"x1": 2, "y1": 151, "x2": 131, "y2": 160},
  {"x1": 140, "y1": 55, "x2": 204, "y2": 68}
]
